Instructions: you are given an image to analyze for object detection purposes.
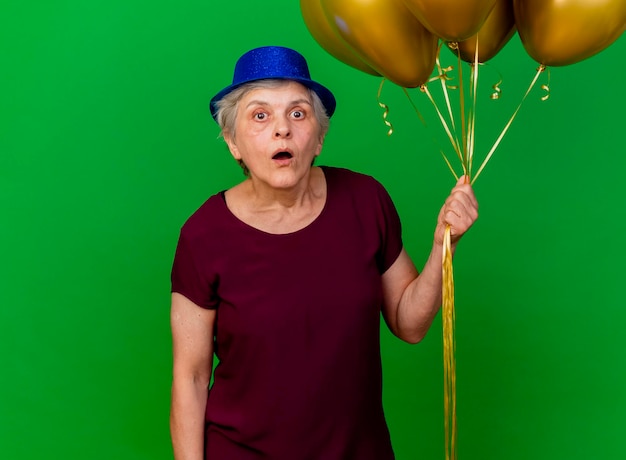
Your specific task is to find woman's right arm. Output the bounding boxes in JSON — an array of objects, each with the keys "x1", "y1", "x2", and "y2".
[{"x1": 170, "y1": 292, "x2": 216, "y2": 460}]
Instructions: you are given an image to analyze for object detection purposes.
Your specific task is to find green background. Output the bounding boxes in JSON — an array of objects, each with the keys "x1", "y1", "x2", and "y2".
[{"x1": 1, "y1": 1, "x2": 624, "y2": 459}]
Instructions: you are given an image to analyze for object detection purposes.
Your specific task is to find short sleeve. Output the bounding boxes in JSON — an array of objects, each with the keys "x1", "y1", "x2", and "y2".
[
  {"x1": 171, "y1": 230, "x2": 219, "y2": 309},
  {"x1": 373, "y1": 180, "x2": 403, "y2": 273}
]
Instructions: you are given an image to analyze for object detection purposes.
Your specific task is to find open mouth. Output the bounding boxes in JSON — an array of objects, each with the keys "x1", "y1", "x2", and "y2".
[{"x1": 272, "y1": 151, "x2": 293, "y2": 160}]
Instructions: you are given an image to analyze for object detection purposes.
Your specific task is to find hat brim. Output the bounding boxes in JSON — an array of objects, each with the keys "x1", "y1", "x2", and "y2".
[{"x1": 210, "y1": 77, "x2": 336, "y2": 121}]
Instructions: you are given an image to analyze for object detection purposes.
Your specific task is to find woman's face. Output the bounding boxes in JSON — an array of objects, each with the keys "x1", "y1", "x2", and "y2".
[{"x1": 224, "y1": 81, "x2": 324, "y2": 190}]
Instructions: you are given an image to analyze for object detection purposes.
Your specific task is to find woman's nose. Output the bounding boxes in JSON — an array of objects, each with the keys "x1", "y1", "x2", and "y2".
[{"x1": 273, "y1": 117, "x2": 291, "y2": 138}]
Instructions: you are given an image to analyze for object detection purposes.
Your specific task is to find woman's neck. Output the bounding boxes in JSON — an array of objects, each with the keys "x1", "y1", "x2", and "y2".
[{"x1": 225, "y1": 166, "x2": 327, "y2": 234}]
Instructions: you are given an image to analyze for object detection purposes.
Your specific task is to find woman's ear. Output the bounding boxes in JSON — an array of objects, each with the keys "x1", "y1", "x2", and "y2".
[
  {"x1": 223, "y1": 132, "x2": 241, "y2": 160},
  {"x1": 315, "y1": 134, "x2": 325, "y2": 157}
]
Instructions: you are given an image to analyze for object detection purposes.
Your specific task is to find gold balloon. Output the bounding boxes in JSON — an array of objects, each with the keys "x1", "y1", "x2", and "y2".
[
  {"x1": 402, "y1": 0, "x2": 498, "y2": 42},
  {"x1": 320, "y1": 0, "x2": 438, "y2": 87},
  {"x1": 514, "y1": 0, "x2": 626, "y2": 66},
  {"x1": 454, "y1": 0, "x2": 516, "y2": 63},
  {"x1": 300, "y1": 0, "x2": 380, "y2": 76}
]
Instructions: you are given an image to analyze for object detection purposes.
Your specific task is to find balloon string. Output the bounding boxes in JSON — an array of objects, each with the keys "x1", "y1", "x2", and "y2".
[
  {"x1": 467, "y1": 41, "x2": 480, "y2": 180},
  {"x1": 541, "y1": 68, "x2": 551, "y2": 101},
  {"x1": 491, "y1": 77, "x2": 503, "y2": 100},
  {"x1": 455, "y1": 46, "x2": 468, "y2": 174},
  {"x1": 420, "y1": 84, "x2": 464, "y2": 171},
  {"x1": 442, "y1": 224, "x2": 457, "y2": 460},
  {"x1": 434, "y1": 41, "x2": 459, "y2": 138},
  {"x1": 401, "y1": 89, "x2": 459, "y2": 181},
  {"x1": 471, "y1": 65, "x2": 546, "y2": 185},
  {"x1": 376, "y1": 78, "x2": 393, "y2": 136}
]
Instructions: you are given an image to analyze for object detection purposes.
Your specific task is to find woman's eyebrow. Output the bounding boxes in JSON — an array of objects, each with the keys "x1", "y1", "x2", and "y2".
[
  {"x1": 244, "y1": 99, "x2": 268, "y2": 109},
  {"x1": 289, "y1": 98, "x2": 313, "y2": 107},
  {"x1": 244, "y1": 98, "x2": 313, "y2": 109}
]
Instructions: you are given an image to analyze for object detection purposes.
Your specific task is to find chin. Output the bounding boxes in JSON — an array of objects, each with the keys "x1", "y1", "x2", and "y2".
[{"x1": 268, "y1": 168, "x2": 310, "y2": 189}]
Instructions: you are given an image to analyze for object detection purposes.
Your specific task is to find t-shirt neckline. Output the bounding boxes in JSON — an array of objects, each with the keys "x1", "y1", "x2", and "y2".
[{"x1": 219, "y1": 166, "x2": 332, "y2": 237}]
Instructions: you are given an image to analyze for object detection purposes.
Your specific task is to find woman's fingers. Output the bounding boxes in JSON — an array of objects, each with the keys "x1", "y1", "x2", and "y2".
[{"x1": 438, "y1": 177, "x2": 479, "y2": 242}]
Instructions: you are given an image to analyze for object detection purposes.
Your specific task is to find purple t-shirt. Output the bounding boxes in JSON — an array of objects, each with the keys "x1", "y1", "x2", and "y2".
[{"x1": 171, "y1": 166, "x2": 403, "y2": 459}]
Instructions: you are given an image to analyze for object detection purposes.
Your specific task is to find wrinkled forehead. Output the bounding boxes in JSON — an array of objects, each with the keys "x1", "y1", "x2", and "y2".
[{"x1": 237, "y1": 80, "x2": 313, "y2": 108}]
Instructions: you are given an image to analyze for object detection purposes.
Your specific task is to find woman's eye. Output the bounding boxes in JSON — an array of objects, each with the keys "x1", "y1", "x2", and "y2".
[
  {"x1": 254, "y1": 112, "x2": 266, "y2": 120},
  {"x1": 291, "y1": 110, "x2": 304, "y2": 119}
]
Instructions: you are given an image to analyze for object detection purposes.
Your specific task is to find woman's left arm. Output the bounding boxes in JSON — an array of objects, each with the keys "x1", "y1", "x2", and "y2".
[{"x1": 381, "y1": 176, "x2": 478, "y2": 344}]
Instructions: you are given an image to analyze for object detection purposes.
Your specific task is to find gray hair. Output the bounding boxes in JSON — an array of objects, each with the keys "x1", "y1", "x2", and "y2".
[{"x1": 214, "y1": 79, "x2": 331, "y2": 140}]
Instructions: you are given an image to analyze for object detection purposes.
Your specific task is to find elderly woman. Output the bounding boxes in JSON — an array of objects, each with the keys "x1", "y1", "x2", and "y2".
[{"x1": 170, "y1": 46, "x2": 478, "y2": 460}]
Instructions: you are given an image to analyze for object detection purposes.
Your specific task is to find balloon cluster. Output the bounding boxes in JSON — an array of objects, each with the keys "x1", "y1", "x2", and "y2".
[
  {"x1": 301, "y1": 0, "x2": 626, "y2": 88},
  {"x1": 302, "y1": 4, "x2": 624, "y2": 460}
]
